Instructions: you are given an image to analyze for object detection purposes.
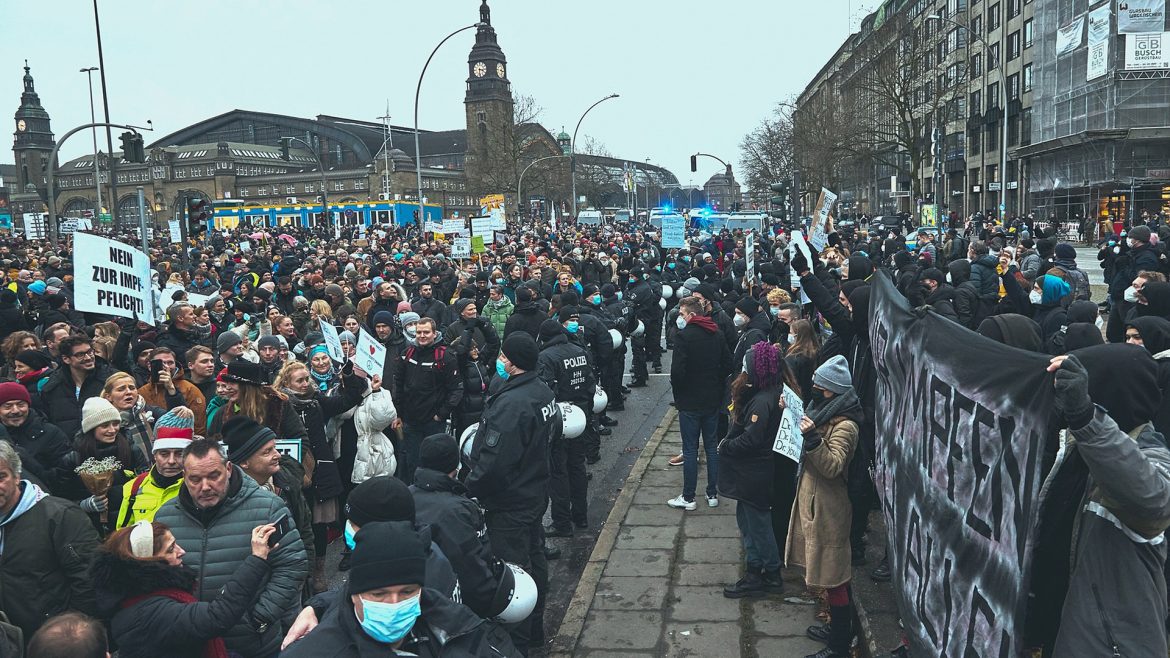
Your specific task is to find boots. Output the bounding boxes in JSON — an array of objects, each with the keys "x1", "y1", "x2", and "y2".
[
  {"x1": 723, "y1": 570, "x2": 767, "y2": 599},
  {"x1": 804, "y1": 604, "x2": 854, "y2": 657},
  {"x1": 310, "y1": 557, "x2": 328, "y2": 594},
  {"x1": 761, "y1": 569, "x2": 784, "y2": 594}
]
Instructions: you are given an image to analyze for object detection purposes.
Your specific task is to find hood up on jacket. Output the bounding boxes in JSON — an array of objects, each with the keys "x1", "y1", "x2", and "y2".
[
  {"x1": 978, "y1": 314, "x2": 1043, "y2": 352},
  {"x1": 1130, "y1": 316, "x2": 1170, "y2": 358},
  {"x1": 947, "y1": 259, "x2": 972, "y2": 286},
  {"x1": 1071, "y1": 343, "x2": 1161, "y2": 432}
]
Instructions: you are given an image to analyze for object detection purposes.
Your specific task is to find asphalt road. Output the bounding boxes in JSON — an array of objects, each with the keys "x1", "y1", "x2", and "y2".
[{"x1": 317, "y1": 344, "x2": 677, "y2": 648}]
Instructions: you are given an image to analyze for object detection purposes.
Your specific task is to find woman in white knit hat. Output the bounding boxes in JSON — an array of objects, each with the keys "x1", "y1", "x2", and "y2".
[{"x1": 62, "y1": 396, "x2": 152, "y2": 536}]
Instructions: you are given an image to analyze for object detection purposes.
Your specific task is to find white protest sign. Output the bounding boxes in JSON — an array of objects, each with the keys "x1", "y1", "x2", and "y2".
[
  {"x1": 74, "y1": 231, "x2": 157, "y2": 325},
  {"x1": 452, "y1": 237, "x2": 471, "y2": 258},
  {"x1": 490, "y1": 209, "x2": 506, "y2": 230},
  {"x1": 185, "y1": 292, "x2": 215, "y2": 309},
  {"x1": 22, "y1": 213, "x2": 46, "y2": 239},
  {"x1": 772, "y1": 384, "x2": 806, "y2": 462},
  {"x1": 425, "y1": 220, "x2": 443, "y2": 233},
  {"x1": 239, "y1": 240, "x2": 251, "y2": 252},
  {"x1": 471, "y1": 216, "x2": 495, "y2": 244},
  {"x1": 168, "y1": 219, "x2": 183, "y2": 244},
  {"x1": 745, "y1": 230, "x2": 756, "y2": 283},
  {"x1": 319, "y1": 320, "x2": 346, "y2": 363},
  {"x1": 661, "y1": 214, "x2": 686, "y2": 249},
  {"x1": 809, "y1": 188, "x2": 837, "y2": 250},
  {"x1": 788, "y1": 231, "x2": 814, "y2": 305},
  {"x1": 354, "y1": 328, "x2": 386, "y2": 377},
  {"x1": 442, "y1": 218, "x2": 466, "y2": 235}
]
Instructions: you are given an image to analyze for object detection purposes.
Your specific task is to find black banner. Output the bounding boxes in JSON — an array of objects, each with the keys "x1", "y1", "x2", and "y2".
[{"x1": 869, "y1": 274, "x2": 1055, "y2": 656}]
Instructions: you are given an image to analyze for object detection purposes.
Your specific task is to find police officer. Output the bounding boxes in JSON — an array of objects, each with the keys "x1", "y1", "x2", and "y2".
[
  {"x1": 599, "y1": 283, "x2": 629, "y2": 411},
  {"x1": 625, "y1": 266, "x2": 657, "y2": 387},
  {"x1": 561, "y1": 290, "x2": 615, "y2": 435},
  {"x1": 466, "y1": 333, "x2": 560, "y2": 654},
  {"x1": 537, "y1": 312, "x2": 596, "y2": 540}
]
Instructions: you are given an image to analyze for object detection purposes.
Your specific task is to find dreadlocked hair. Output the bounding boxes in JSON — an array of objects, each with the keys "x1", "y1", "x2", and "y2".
[{"x1": 729, "y1": 342, "x2": 800, "y2": 423}]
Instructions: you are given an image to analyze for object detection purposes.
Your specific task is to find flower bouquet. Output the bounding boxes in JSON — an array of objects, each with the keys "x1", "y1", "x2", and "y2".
[{"x1": 75, "y1": 456, "x2": 122, "y2": 523}]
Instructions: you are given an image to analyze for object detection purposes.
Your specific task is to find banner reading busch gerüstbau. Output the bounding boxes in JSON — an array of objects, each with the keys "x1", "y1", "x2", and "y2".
[{"x1": 869, "y1": 273, "x2": 1054, "y2": 656}]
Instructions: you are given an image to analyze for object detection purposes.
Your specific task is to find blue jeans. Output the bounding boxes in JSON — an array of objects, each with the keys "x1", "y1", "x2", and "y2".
[
  {"x1": 678, "y1": 409, "x2": 719, "y2": 501},
  {"x1": 736, "y1": 501, "x2": 781, "y2": 571},
  {"x1": 399, "y1": 419, "x2": 447, "y2": 485}
]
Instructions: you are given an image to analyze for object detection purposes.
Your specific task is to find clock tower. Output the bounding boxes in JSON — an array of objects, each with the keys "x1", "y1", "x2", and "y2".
[
  {"x1": 464, "y1": 0, "x2": 514, "y2": 193},
  {"x1": 12, "y1": 62, "x2": 55, "y2": 201}
]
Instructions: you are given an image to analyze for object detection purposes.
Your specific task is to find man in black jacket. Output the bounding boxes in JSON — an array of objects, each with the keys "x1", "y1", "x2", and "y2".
[
  {"x1": 917, "y1": 268, "x2": 960, "y2": 323},
  {"x1": 39, "y1": 335, "x2": 117, "y2": 439},
  {"x1": 503, "y1": 286, "x2": 545, "y2": 340},
  {"x1": 537, "y1": 314, "x2": 596, "y2": 536},
  {"x1": 0, "y1": 382, "x2": 76, "y2": 497},
  {"x1": 625, "y1": 267, "x2": 657, "y2": 386},
  {"x1": 156, "y1": 303, "x2": 210, "y2": 359},
  {"x1": 392, "y1": 317, "x2": 461, "y2": 485},
  {"x1": 668, "y1": 297, "x2": 732, "y2": 510},
  {"x1": 465, "y1": 333, "x2": 558, "y2": 654},
  {"x1": 412, "y1": 282, "x2": 449, "y2": 328},
  {"x1": 445, "y1": 298, "x2": 501, "y2": 368}
]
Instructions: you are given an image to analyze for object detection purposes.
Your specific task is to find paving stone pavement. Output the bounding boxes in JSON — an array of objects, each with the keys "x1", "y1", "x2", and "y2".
[{"x1": 552, "y1": 411, "x2": 834, "y2": 657}]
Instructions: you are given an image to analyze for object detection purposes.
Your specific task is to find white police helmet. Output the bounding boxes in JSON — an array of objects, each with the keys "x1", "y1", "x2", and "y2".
[
  {"x1": 558, "y1": 402, "x2": 586, "y2": 438},
  {"x1": 492, "y1": 562, "x2": 539, "y2": 624},
  {"x1": 608, "y1": 328, "x2": 623, "y2": 349},
  {"x1": 459, "y1": 422, "x2": 479, "y2": 460},
  {"x1": 592, "y1": 386, "x2": 608, "y2": 414},
  {"x1": 662, "y1": 283, "x2": 673, "y2": 299}
]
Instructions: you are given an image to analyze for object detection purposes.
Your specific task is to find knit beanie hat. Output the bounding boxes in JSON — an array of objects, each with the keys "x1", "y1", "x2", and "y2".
[
  {"x1": 348, "y1": 521, "x2": 428, "y2": 596},
  {"x1": 396, "y1": 301, "x2": 412, "y2": 313},
  {"x1": 131, "y1": 341, "x2": 156, "y2": 363},
  {"x1": 216, "y1": 331, "x2": 243, "y2": 354},
  {"x1": 812, "y1": 355, "x2": 853, "y2": 394},
  {"x1": 694, "y1": 283, "x2": 718, "y2": 302},
  {"x1": 734, "y1": 297, "x2": 760, "y2": 318},
  {"x1": 345, "y1": 475, "x2": 416, "y2": 526},
  {"x1": 338, "y1": 330, "x2": 356, "y2": 345},
  {"x1": 27, "y1": 280, "x2": 46, "y2": 296},
  {"x1": 0, "y1": 382, "x2": 31, "y2": 406},
  {"x1": 539, "y1": 319, "x2": 564, "y2": 342},
  {"x1": 12, "y1": 350, "x2": 51, "y2": 372},
  {"x1": 154, "y1": 409, "x2": 195, "y2": 451},
  {"x1": 418, "y1": 433, "x2": 460, "y2": 474},
  {"x1": 257, "y1": 336, "x2": 282, "y2": 351},
  {"x1": 222, "y1": 416, "x2": 276, "y2": 464},
  {"x1": 1054, "y1": 243, "x2": 1077, "y2": 260},
  {"x1": 502, "y1": 333, "x2": 539, "y2": 371},
  {"x1": 397, "y1": 311, "x2": 420, "y2": 327},
  {"x1": 81, "y1": 397, "x2": 121, "y2": 433},
  {"x1": 1129, "y1": 225, "x2": 1152, "y2": 244},
  {"x1": 372, "y1": 310, "x2": 396, "y2": 328},
  {"x1": 453, "y1": 298, "x2": 475, "y2": 317}
]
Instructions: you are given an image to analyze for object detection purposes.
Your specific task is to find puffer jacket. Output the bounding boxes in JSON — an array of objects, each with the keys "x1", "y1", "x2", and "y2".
[
  {"x1": 153, "y1": 465, "x2": 308, "y2": 657},
  {"x1": 332, "y1": 385, "x2": 397, "y2": 484},
  {"x1": 484, "y1": 296, "x2": 514, "y2": 336},
  {"x1": 282, "y1": 588, "x2": 519, "y2": 658},
  {"x1": 92, "y1": 549, "x2": 271, "y2": 658}
]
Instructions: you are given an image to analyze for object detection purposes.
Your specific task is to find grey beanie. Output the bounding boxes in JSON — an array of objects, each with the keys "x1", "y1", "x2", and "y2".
[
  {"x1": 682, "y1": 277, "x2": 701, "y2": 291},
  {"x1": 812, "y1": 355, "x2": 852, "y2": 394}
]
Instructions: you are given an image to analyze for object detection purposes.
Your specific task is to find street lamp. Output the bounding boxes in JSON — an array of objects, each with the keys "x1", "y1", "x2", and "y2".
[
  {"x1": 518, "y1": 154, "x2": 570, "y2": 222},
  {"x1": 279, "y1": 136, "x2": 329, "y2": 227},
  {"x1": 571, "y1": 93, "x2": 620, "y2": 219},
  {"x1": 413, "y1": 23, "x2": 481, "y2": 228},
  {"x1": 80, "y1": 67, "x2": 102, "y2": 219},
  {"x1": 927, "y1": 13, "x2": 1009, "y2": 220}
]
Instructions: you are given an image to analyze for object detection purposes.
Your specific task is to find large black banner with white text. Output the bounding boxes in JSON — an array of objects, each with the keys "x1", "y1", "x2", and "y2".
[{"x1": 869, "y1": 274, "x2": 1054, "y2": 657}]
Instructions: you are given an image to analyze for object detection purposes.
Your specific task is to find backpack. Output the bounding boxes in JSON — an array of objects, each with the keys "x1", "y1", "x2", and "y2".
[
  {"x1": 406, "y1": 345, "x2": 447, "y2": 372},
  {"x1": 118, "y1": 471, "x2": 152, "y2": 528},
  {"x1": 1064, "y1": 268, "x2": 1090, "y2": 301}
]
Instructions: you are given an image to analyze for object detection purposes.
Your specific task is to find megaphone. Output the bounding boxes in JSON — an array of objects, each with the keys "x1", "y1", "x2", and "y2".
[
  {"x1": 492, "y1": 562, "x2": 539, "y2": 624},
  {"x1": 558, "y1": 402, "x2": 586, "y2": 438},
  {"x1": 608, "y1": 328, "x2": 623, "y2": 349},
  {"x1": 592, "y1": 386, "x2": 608, "y2": 414},
  {"x1": 460, "y1": 422, "x2": 479, "y2": 460},
  {"x1": 661, "y1": 284, "x2": 673, "y2": 299}
]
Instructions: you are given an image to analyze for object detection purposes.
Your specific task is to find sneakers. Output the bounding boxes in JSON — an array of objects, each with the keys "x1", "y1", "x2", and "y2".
[
  {"x1": 707, "y1": 495, "x2": 719, "y2": 508},
  {"x1": 668, "y1": 454, "x2": 685, "y2": 466},
  {"x1": 667, "y1": 495, "x2": 697, "y2": 511}
]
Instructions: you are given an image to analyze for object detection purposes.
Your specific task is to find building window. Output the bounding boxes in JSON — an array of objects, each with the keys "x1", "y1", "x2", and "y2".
[
  {"x1": 1023, "y1": 63, "x2": 1033, "y2": 92},
  {"x1": 988, "y1": 82, "x2": 1000, "y2": 108},
  {"x1": 971, "y1": 14, "x2": 983, "y2": 37},
  {"x1": 285, "y1": 185, "x2": 295, "y2": 194},
  {"x1": 1023, "y1": 19, "x2": 1033, "y2": 47},
  {"x1": 1007, "y1": 73, "x2": 1020, "y2": 100},
  {"x1": 989, "y1": 43, "x2": 1001, "y2": 69},
  {"x1": 1008, "y1": 0, "x2": 1020, "y2": 18},
  {"x1": 1020, "y1": 107, "x2": 1033, "y2": 146},
  {"x1": 988, "y1": 2, "x2": 1001, "y2": 31},
  {"x1": 1008, "y1": 31, "x2": 1021, "y2": 61},
  {"x1": 240, "y1": 188, "x2": 249, "y2": 197},
  {"x1": 1008, "y1": 115, "x2": 1021, "y2": 147},
  {"x1": 971, "y1": 52, "x2": 983, "y2": 76},
  {"x1": 969, "y1": 129, "x2": 982, "y2": 156},
  {"x1": 304, "y1": 183, "x2": 315, "y2": 193},
  {"x1": 987, "y1": 164, "x2": 999, "y2": 185}
]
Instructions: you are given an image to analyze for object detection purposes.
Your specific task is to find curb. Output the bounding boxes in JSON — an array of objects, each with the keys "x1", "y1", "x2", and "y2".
[
  {"x1": 854, "y1": 587, "x2": 879, "y2": 658},
  {"x1": 548, "y1": 406, "x2": 678, "y2": 658}
]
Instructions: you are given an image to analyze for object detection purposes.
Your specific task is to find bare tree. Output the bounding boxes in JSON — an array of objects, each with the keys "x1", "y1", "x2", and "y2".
[
  {"x1": 573, "y1": 136, "x2": 625, "y2": 209},
  {"x1": 466, "y1": 92, "x2": 562, "y2": 200},
  {"x1": 739, "y1": 103, "x2": 795, "y2": 200}
]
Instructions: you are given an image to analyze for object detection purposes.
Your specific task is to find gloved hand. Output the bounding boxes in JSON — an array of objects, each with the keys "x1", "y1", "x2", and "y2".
[
  {"x1": 1052, "y1": 354, "x2": 1095, "y2": 429},
  {"x1": 80, "y1": 495, "x2": 108, "y2": 514},
  {"x1": 790, "y1": 250, "x2": 810, "y2": 277}
]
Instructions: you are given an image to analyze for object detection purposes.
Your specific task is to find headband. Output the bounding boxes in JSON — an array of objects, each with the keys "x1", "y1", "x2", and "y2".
[{"x1": 130, "y1": 520, "x2": 154, "y2": 559}]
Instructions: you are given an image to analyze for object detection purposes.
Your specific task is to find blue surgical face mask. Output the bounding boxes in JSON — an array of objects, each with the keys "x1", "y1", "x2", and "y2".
[
  {"x1": 628, "y1": 277, "x2": 637, "y2": 285},
  {"x1": 357, "y1": 595, "x2": 421, "y2": 644},
  {"x1": 668, "y1": 263, "x2": 676, "y2": 269},
  {"x1": 566, "y1": 321, "x2": 579, "y2": 334},
  {"x1": 496, "y1": 278, "x2": 505, "y2": 285},
  {"x1": 495, "y1": 359, "x2": 510, "y2": 380},
  {"x1": 344, "y1": 521, "x2": 357, "y2": 550},
  {"x1": 769, "y1": 307, "x2": 780, "y2": 317},
  {"x1": 590, "y1": 294, "x2": 602, "y2": 305}
]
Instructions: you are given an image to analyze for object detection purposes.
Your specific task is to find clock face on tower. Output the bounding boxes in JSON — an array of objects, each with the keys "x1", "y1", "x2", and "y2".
[
  {"x1": 496, "y1": 63, "x2": 505, "y2": 78},
  {"x1": 473, "y1": 62, "x2": 487, "y2": 78},
  {"x1": 16, "y1": 120, "x2": 26, "y2": 132}
]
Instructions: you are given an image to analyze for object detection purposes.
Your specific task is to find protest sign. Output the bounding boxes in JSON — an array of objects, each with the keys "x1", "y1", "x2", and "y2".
[
  {"x1": 787, "y1": 231, "x2": 813, "y2": 304},
  {"x1": 354, "y1": 328, "x2": 386, "y2": 377},
  {"x1": 424, "y1": 219, "x2": 443, "y2": 233},
  {"x1": 744, "y1": 230, "x2": 756, "y2": 284},
  {"x1": 442, "y1": 218, "x2": 466, "y2": 235},
  {"x1": 771, "y1": 385, "x2": 806, "y2": 462},
  {"x1": 471, "y1": 236, "x2": 485, "y2": 253},
  {"x1": 319, "y1": 320, "x2": 345, "y2": 363},
  {"x1": 185, "y1": 292, "x2": 215, "y2": 309},
  {"x1": 471, "y1": 216, "x2": 495, "y2": 243},
  {"x1": 74, "y1": 232, "x2": 157, "y2": 325},
  {"x1": 274, "y1": 439, "x2": 302, "y2": 461},
  {"x1": 661, "y1": 214, "x2": 686, "y2": 249},
  {"x1": 452, "y1": 237, "x2": 471, "y2": 258},
  {"x1": 809, "y1": 188, "x2": 837, "y2": 250},
  {"x1": 168, "y1": 219, "x2": 183, "y2": 244},
  {"x1": 869, "y1": 273, "x2": 1054, "y2": 657}
]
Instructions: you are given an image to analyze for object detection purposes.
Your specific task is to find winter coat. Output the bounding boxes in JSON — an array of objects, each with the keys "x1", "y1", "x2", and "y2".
[
  {"x1": 786, "y1": 414, "x2": 858, "y2": 589},
  {"x1": 503, "y1": 300, "x2": 546, "y2": 340},
  {"x1": 393, "y1": 343, "x2": 462, "y2": 425},
  {"x1": 0, "y1": 484, "x2": 100, "y2": 639},
  {"x1": 156, "y1": 325, "x2": 209, "y2": 362},
  {"x1": 140, "y1": 376, "x2": 208, "y2": 436},
  {"x1": 717, "y1": 385, "x2": 783, "y2": 509},
  {"x1": 484, "y1": 296, "x2": 514, "y2": 337},
  {"x1": 923, "y1": 283, "x2": 960, "y2": 323},
  {"x1": 670, "y1": 316, "x2": 732, "y2": 413},
  {"x1": 413, "y1": 297, "x2": 450, "y2": 328},
  {"x1": 39, "y1": 362, "x2": 119, "y2": 439},
  {"x1": 281, "y1": 588, "x2": 519, "y2": 658},
  {"x1": 116, "y1": 467, "x2": 183, "y2": 528},
  {"x1": 286, "y1": 374, "x2": 365, "y2": 501},
  {"x1": 273, "y1": 457, "x2": 316, "y2": 562},
  {"x1": 536, "y1": 333, "x2": 595, "y2": 405},
  {"x1": 455, "y1": 360, "x2": 489, "y2": 436},
  {"x1": 91, "y1": 550, "x2": 271, "y2": 658},
  {"x1": 1050, "y1": 413, "x2": 1170, "y2": 658},
  {"x1": 154, "y1": 466, "x2": 308, "y2": 658},
  {"x1": 446, "y1": 316, "x2": 501, "y2": 368},
  {"x1": 0, "y1": 408, "x2": 78, "y2": 497},
  {"x1": 333, "y1": 385, "x2": 398, "y2": 484},
  {"x1": 969, "y1": 254, "x2": 1001, "y2": 301},
  {"x1": 411, "y1": 468, "x2": 505, "y2": 619},
  {"x1": 732, "y1": 313, "x2": 772, "y2": 372}
]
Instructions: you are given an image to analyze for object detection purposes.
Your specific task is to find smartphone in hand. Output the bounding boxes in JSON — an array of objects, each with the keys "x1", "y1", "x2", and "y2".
[{"x1": 268, "y1": 514, "x2": 293, "y2": 547}]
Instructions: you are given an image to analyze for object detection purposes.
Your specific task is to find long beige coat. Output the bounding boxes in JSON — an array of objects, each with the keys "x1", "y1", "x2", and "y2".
[{"x1": 785, "y1": 414, "x2": 859, "y2": 589}]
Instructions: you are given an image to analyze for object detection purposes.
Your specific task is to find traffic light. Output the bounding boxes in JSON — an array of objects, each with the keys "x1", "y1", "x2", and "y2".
[
  {"x1": 769, "y1": 181, "x2": 789, "y2": 219},
  {"x1": 689, "y1": 155, "x2": 697, "y2": 172},
  {"x1": 186, "y1": 195, "x2": 211, "y2": 234},
  {"x1": 120, "y1": 131, "x2": 145, "y2": 163},
  {"x1": 279, "y1": 138, "x2": 292, "y2": 160}
]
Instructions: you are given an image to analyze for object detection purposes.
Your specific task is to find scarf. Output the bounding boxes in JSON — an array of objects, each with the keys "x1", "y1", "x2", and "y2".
[
  {"x1": 805, "y1": 387, "x2": 862, "y2": 429},
  {"x1": 121, "y1": 588, "x2": 229, "y2": 658},
  {"x1": 310, "y1": 367, "x2": 334, "y2": 392},
  {"x1": 0, "y1": 481, "x2": 47, "y2": 556}
]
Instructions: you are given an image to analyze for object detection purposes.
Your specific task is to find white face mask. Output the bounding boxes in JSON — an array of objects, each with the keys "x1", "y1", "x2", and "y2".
[
  {"x1": 1124, "y1": 286, "x2": 1140, "y2": 303},
  {"x1": 676, "y1": 316, "x2": 687, "y2": 330},
  {"x1": 733, "y1": 314, "x2": 747, "y2": 328},
  {"x1": 1029, "y1": 290, "x2": 1043, "y2": 304}
]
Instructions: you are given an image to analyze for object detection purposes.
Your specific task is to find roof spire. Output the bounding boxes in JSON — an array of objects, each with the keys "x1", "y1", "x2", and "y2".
[{"x1": 480, "y1": 0, "x2": 490, "y2": 25}]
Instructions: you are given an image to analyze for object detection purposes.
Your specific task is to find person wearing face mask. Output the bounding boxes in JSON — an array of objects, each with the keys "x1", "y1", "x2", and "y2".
[
  {"x1": 731, "y1": 298, "x2": 771, "y2": 372},
  {"x1": 914, "y1": 269, "x2": 960, "y2": 324},
  {"x1": 537, "y1": 315, "x2": 595, "y2": 536},
  {"x1": 624, "y1": 266, "x2": 659, "y2": 384},
  {"x1": 280, "y1": 520, "x2": 519, "y2": 658},
  {"x1": 1106, "y1": 226, "x2": 1161, "y2": 343},
  {"x1": 464, "y1": 333, "x2": 557, "y2": 654}
]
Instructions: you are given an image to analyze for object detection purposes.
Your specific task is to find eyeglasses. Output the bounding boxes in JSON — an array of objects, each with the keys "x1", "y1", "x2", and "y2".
[{"x1": 69, "y1": 349, "x2": 95, "y2": 359}]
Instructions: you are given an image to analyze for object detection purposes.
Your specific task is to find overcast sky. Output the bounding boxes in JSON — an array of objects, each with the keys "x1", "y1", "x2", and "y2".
[{"x1": 3, "y1": 0, "x2": 876, "y2": 187}]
